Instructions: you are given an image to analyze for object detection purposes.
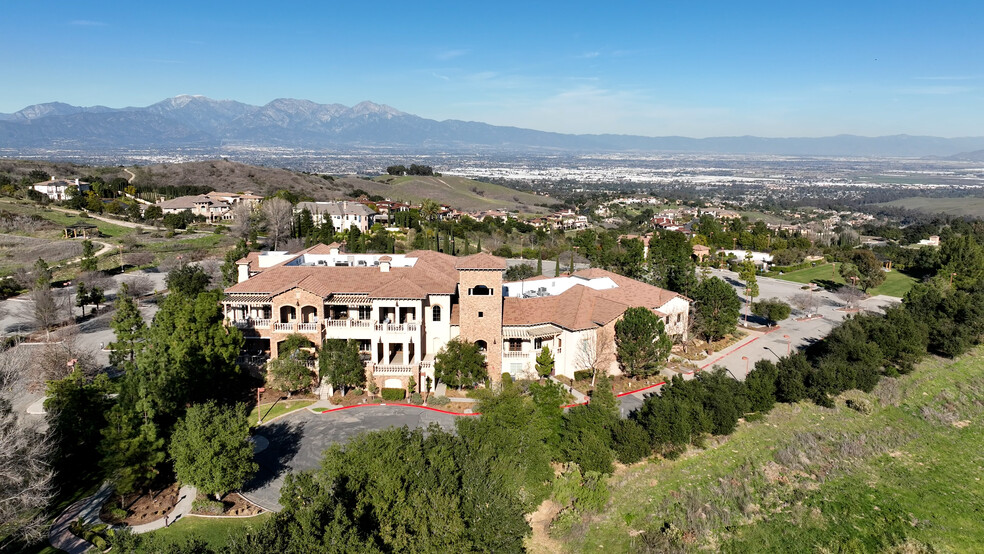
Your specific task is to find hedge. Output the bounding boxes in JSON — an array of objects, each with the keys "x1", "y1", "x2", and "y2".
[
  {"x1": 573, "y1": 370, "x2": 592, "y2": 381},
  {"x1": 381, "y1": 388, "x2": 406, "y2": 401}
]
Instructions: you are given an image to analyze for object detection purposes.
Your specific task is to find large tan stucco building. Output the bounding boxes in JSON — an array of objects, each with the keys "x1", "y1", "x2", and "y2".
[{"x1": 222, "y1": 243, "x2": 690, "y2": 390}]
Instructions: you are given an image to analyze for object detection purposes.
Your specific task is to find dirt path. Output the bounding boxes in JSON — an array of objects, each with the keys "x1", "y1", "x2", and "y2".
[
  {"x1": 48, "y1": 206, "x2": 157, "y2": 230},
  {"x1": 525, "y1": 499, "x2": 564, "y2": 554},
  {"x1": 123, "y1": 168, "x2": 136, "y2": 184}
]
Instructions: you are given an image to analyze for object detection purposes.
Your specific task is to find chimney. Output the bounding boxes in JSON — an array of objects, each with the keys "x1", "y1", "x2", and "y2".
[{"x1": 379, "y1": 255, "x2": 392, "y2": 272}]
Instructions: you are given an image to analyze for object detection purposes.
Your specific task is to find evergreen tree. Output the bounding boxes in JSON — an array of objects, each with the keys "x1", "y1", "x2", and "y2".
[
  {"x1": 614, "y1": 307, "x2": 671, "y2": 378},
  {"x1": 80, "y1": 239, "x2": 98, "y2": 272},
  {"x1": 108, "y1": 283, "x2": 146, "y2": 372},
  {"x1": 319, "y1": 339, "x2": 366, "y2": 395},
  {"x1": 434, "y1": 338, "x2": 487, "y2": 389},
  {"x1": 535, "y1": 346, "x2": 554, "y2": 379},
  {"x1": 169, "y1": 401, "x2": 257, "y2": 499}
]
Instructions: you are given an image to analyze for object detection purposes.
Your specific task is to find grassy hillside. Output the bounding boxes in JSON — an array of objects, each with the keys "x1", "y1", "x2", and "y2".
[
  {"x1": 875, "y1": 196, "x2": 984, "y2": 218},
  {"x1": 351, "y1": 174, "x2": 557, "y2": 213},
  {"x1": 548, "y1": 350, "x2": 984, "y2": 553}
]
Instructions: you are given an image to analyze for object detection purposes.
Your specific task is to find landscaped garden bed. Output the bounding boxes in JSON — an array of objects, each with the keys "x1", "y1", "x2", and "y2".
[
  {"x1": 190, "y1": 492, "x2": 264, "y2": 517},
  {"x1": 100, "y1": 482, "x2": 180, "y2": 526}
]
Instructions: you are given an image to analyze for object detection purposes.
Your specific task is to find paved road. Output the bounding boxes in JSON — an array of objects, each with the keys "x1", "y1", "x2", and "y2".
[
  {"x1": 704, "y1": 268, "x2": 899, "y2": 379},
  {"x1": 242, "y1": 406, "x2": 460, "y2": 511}
]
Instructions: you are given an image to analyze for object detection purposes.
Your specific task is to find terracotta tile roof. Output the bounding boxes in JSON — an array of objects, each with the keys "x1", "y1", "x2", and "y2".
[
  {"x1": 235, "y1": 251, "x2": 262, "y2": 267},
  {"x1": 455, "y1": 252, "x2": 507, "y2": 270},
  {"x1": 369, "y1": 278, "x2": 426, "y2": 299},
  {"x1": 225, "y1": 249, "x2": 460, "y2": 298},
  {"x1": 503, "y1": 268, "x2": 687, "y2": 330}
]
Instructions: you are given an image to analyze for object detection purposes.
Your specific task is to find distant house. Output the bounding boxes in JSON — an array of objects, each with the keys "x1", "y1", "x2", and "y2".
[
  {"x1": 32, "y1": 178, "x2": 90, "y2": 201},
  {"x1": 917, "y1": 235, "x2": 941, "y2": 247},
  {"x1": 158, "y1": 195, "x2": 230, "y2": 222},
  {"x1": 295, "y1": 201, "x2": 376, "y2": 233},
  {"x1": 692, "y1": 244, "x2": 711, "y2": 261}
]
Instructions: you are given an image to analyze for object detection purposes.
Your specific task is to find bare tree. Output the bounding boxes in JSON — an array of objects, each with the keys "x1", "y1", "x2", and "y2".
[
  {"x1": 836, "y1": 286, "x2": 866, "y2": 310},
  {"x1": 30, "y1": 326, "x2": 99, "y2": 390},
  {"x1": 0, "y1": 347, "x2": 55, "y2": 549},
  {"x1": 31, "y1": 287, "x2": 65, "y2": 342},
  {"x1": 261, "y1": 198, "x2": 293, "y2": 250},
  {"x1": 121, "y1": 274, "x2": 154, "y2": 300},
  {"x1": 283, "y1": 237, "x2": 305, "y2": 253},
  {"x1": 230, "y1": 202, "x2": 254, "y2": 240},
  {"x1": 194, "y1": 259, "x2": 223, "y2": 288},
  {"x1": 124, "y1": 251, "x2": 155, "y2": 269},
  {"x1": 574, "y1": 328, "x2": 617, "y2": 387},
  {"x1": 791, "y1": 292, "x2": 821, "y2": 317}
]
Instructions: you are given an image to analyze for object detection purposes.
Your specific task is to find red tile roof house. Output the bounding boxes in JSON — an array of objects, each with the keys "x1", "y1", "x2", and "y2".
[{"x1": 223, "y1": 244, "x2": 691, "y2": 394}]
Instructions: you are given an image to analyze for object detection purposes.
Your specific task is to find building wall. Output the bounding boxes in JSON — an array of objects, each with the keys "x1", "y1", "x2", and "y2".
[
  {"x1": 269, "y1": 288, "x2": 325, "y2": 358},
  {"x1": 456, "y1": 268, "x2": 504, "y2": 380}
]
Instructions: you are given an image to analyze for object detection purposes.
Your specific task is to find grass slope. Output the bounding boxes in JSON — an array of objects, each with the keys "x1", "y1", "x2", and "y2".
[
  {"x1": 354, "y1": 174, "x2": 556, "y2": 213},
  {"x1": 775, "y1": 262, "x2": 917, "y2": 297},
  {"x1": 558, "y1": 351, "x2": 984, "y2": 553},
  {"x1": 137, "y1": 513, "x2": 273, "y2": 552},
  {"x1": 875, "y1": 196, "x2": 984, "y2": 218}
]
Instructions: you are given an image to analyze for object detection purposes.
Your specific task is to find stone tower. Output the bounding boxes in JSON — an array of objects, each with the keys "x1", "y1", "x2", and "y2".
[{"x1": 455, "y1": 253, "x2": 506, "y2": 380}]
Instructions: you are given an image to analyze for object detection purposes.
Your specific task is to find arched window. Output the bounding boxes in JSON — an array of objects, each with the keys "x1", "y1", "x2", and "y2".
[
  {"x1": 469, "y1": 285, "x2": 492, "y2": 296},
  {"x1": 476, "y1": 340, "x2": 487, "y2": 352},
  {"x1": 432, "y1": 305, "x2": 442, "y2": 322}
]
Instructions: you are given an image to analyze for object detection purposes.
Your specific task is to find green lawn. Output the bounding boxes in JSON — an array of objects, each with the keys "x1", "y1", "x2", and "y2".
[
  {"x1": 773, "y1": 262, "x2": 917, "y2": 297},
  {"x1": 137, "y1": 512, "x2": 272, "y2": 552},
  {"x1": 556, "y1": 350, "x2": 984, "y2": 553},
  {"x1": 0, "y1": 199, "x2": 133, "y2": 238},
  {"x1": 248, "y1": 399, "x2": 314, "y2": 428}
]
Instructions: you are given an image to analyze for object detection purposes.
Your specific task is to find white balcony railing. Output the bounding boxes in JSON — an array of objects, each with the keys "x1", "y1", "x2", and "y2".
[
  {"x1": 374, "y1": 364, "x2": 416, "y2": 375},
  {"x1": 325, "y1": 318, "x2": 373, "y2": 329},
  {"x1": 297, "y1": 322, "x2": 320, "y2": 332},
  {"x1": 374, "y1": 321, "x2": 420, "y2": 333},
  {"x1": 503, "y1": 350, "x2": 529, "y2": 358},
  {"x1": 274, "y1": 322, "x2": 295, "y2": 332},
  {"x1": 230, "y1": 318, "x2": 271, "y2": 329}
]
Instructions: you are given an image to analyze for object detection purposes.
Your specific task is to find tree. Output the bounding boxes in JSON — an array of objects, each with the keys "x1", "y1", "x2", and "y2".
[
  {"x1": 319, "y1": 339, "x2": 365, "y2": 395},
  {"x1": 108, "y1": 283, "x2": 146, "y2": 372},
  {"x1": 535, "y1": 346, "x2": 554, "y2": 380},
  {"x1": 504, "y1": 263, "x2": 537, "y2": 281},
  {"x1": 44, "y1": 371, "x2": 112, "y2": 481},
  {"x1": 79, "y1": 239, "x2": 98, "y2": 272},
  {"x1": 737, "y1": 252, "x2": 759, "y2": 323},
  {"x1": 165, "y1": 264, "x2": 212, "y2": 296},
  {"x1": 76, "y1": 282, "x2": 89, "y2": 317},
  {"x1": 143, "y1": 204, "x2": 163, "y2": 222},
  {"x1": 691, "y1": 277, "x2": 741, "y2": 343},
  {"x1": 0, "y1": 348, "x2": 54, "y2": 549},
  {"x1": 33, "y1": 258, "x2": 51, "y2": 290},
  {"x1": 229, "y1": 202, "x2": 254, "y2": 241},
  {"x1": 170, "y1": 402, "x2": 257, "y2": 500},
  {"x1": 751, "y1": 298, "x2": 792, "y2": 326},
  {"x1": 647, "y1": 231, "x2": 696, "y2": 296},
  {"x1": 434, "y1": 338, "x2": 487, "y2": 389},
  {"x1": 261, "y1": 197, "x2": 292, "y2": 249},
  {"x1": 221, "y1": 239, "x2": 251, "y2": 286},
  {"x1": 31, "y1": 286, "x2": 63, "y2": 341},
  {"x1": 615, "y1": 307, "x2": 671, "y2": 378},
  {"x1": 100, "y1": 406, "x2": 166, "y2": 496}
]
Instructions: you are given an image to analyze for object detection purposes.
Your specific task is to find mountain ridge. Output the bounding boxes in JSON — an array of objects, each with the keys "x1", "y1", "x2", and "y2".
[{"x1": 2, "y1": 96, "x2": 984, "y2": 157}]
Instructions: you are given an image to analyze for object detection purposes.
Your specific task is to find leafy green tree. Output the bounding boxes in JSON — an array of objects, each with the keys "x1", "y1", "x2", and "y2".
[
  {"x1": 743, "y1": 360, "x2": 778, "y2": 413},
  {"x1": 143, "y1": 204, "x2": 162, "y2": 222},
  {"x1": 849, "y1": 249, "x2": 886, "y2": 292},
  {"x1": 76, "y1": 282, "x2": 89, "y2": 317},
  {"x1": 691, "y1": 276, "x2": 741, "y2": 342},
  {"x1": 108, "y1": 283, "x2": 146, "y2": 372},
  {"x1": 319, "y1": 339, "x2": 365, "y2": 395},
  {"x1": 45, "y1": 371, "x2": 113, "y2": 481},
  {"x1": 535, "y1": 346, "x2": 554, "y2": 379},
  {"x1": 169, "y1": 401, "x2": 257, "y2": 499},
  {"x1": 614, "y1": 307, "x2": 671, "y2": 378},
  {"x1": 504, "y1": 263, "x2": 537, "y2": 281},
  {"x1": 221, "y1": 239, "x2": 251, "y2": 286},
  {"x1": 165, "y1": 264, "x2": 212, "y2": 296},
  {"x1": 33, "y1": 258, "x2": 51, "y2": 290},
  {"x1": 100, "y1": 406, "x2": 166, "y2": 496},
  {"x1": 939, "y1": 234, "x2": 984, "y2": 289},
  {"x1": 80, "y1": 239, "x2": 98, "y2": 272},
  {"x1": 528, "y1": 379, "x2": 567, "y2": 458},
  {"x1": 434, "y1": 338, "x2": 487, "y2": 389},
  {"x1": 737, "y1": 252, "x2": 759, "y2": 322},
  {"x1": 647, "y1": 230, "x2": 697, "y2": 295},
  {"x1": 751, "y1": 298, "x2": 792, "y2": 326},
  {"x1": 267, "y1": 345, "x2": 313, "y2": 397},
  {"x1": 611, "y1": 418, "x2": 651, "y2": 464}
]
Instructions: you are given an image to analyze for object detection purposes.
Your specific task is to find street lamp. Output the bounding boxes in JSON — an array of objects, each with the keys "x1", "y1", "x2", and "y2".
[
  {"x1": 741, "y1": 356, "x2": 749, "y2": 375},
  {"x1": 783, "y1": 334, "x2": 791, "y2": 356},
  {"x1": 256, "y1": 387, "x2": 265, "y2": 424}
]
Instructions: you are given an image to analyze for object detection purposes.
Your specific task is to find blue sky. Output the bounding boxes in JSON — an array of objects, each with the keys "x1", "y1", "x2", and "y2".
[{"x1": 2, "y1": 1, "x2": 981, "y2": 137}]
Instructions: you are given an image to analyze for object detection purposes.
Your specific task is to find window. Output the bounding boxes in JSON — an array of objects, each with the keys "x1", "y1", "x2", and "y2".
[
  {"x1": 469, "y1": 285, "x2": 492, "y2": 296},
  {"x1": 534, "y1": 337, "x2": 543, "y2": 350},
  {"x1": 507, "y1": 338, "x2": 522, "y2": 352},
  {"x1": 478, "y1": 311, "x2": 484, "y2": 318},
  {"x1": 476, "y1": 340, "x2": 487, "y2": 352},
  {"x1": 557, "y1": 338, "x2": 562, "y2": 353},
  {"x1": 358, "y1": 306, "x2": 371, "y2": 320},
  {"x1": 676, "y1": 313, "x2": 682, "y2": 323},
  {"x1": 432, "y1": 305, "x2": 442, "y2": 322}
]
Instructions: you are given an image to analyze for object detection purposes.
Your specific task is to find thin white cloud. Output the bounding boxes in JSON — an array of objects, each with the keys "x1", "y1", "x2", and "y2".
[
  {"x1": 70, "y1": 20, "x2": 107, "y2": 26},
  {"x1": 576, "y1": 51, "x2": 601, "y2": 59},
  {"x1": 898, "y1": 85, "x2": 972, "y2": 95}
]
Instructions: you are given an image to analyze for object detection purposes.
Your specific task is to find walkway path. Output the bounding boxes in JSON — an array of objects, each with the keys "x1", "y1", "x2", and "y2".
[
  {"x1": 47, "y1": 483, "x2": 198, "y2": 552},
  {"x1": 49, "y1": 206, "x2": 159, "y2": 230}
]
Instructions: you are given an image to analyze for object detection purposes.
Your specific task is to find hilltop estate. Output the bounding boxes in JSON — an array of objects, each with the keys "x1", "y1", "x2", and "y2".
[{"x1": 222, "y1": 243, "x2": 690, "y2": 391}]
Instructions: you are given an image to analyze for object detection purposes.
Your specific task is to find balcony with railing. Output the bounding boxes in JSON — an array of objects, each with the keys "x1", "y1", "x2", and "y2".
[
  {"x1": 503, "y1": 350, "x2": 530, "y2": 358},
  {"x1": 325, "y1": 318, "x2": 373, "y2": 329},
  {"x1": 373, "y1": 321, "x2": 419, "y2": 333},
  {"x1": 297, "y1": 322, "x2": 320, "y2": 333},
  {"x1": 273, "y1": 322, "x2": 295, "y2": 332},
  {"x1": 373, "y1": 364, "x2": 417, "y2": 375},
  {"x1": 231, "y1": 318, "x2": 271, "y2": 330}
]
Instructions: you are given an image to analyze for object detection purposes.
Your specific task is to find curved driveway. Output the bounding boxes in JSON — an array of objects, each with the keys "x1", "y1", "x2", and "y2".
[{"x1": 241, "y1": 406, "x2": 459, "y2": 511}]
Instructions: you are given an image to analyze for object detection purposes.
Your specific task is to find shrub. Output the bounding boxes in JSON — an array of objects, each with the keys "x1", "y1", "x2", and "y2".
[
  {"x1": 845, "y1": 397, "x2": 873, "y2": 415},
  {"x1": 611, "y1": 418, "x2": 652, "y2": 464},
  {"x1": 573, "y1": 370, "x2": 592, "y2": 381},
  {"x1": 352, "y1": 388, "x2": 364, "y2": 396},
  {"x1": 429, "y1": 395, "x2": 450, "y2": 406},
  {"x1": 410, "y1": 392, "x2": 423, "y2": 405},
  {"x1": 381, "y1": 388, "x2": 406, "y2": 401},
  {"x1": 192, "y1": 498, "x2": 225, "y2": 514}
]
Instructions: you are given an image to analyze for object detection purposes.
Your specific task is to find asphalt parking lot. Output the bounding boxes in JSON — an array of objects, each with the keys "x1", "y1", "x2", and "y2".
[{"x1": 241, "y1": 405, "x2": 461, "y2": 511}]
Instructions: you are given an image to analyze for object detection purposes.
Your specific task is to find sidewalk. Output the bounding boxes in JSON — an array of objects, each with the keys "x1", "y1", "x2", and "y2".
[{"x1": 48, "y1": 483, "x2": 198, "y2": 552}]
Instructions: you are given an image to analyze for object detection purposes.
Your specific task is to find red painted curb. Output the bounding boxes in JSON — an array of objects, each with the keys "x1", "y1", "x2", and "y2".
[
  {"x1": 698, "y1": 326, "x2": 782, "y2": 370},
  {"x1": 616, "y1": 381, "x2": 667, "y2": 397},
  {"x1": 319, "y1": 402, "x2": 481, "y2": 416}
]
